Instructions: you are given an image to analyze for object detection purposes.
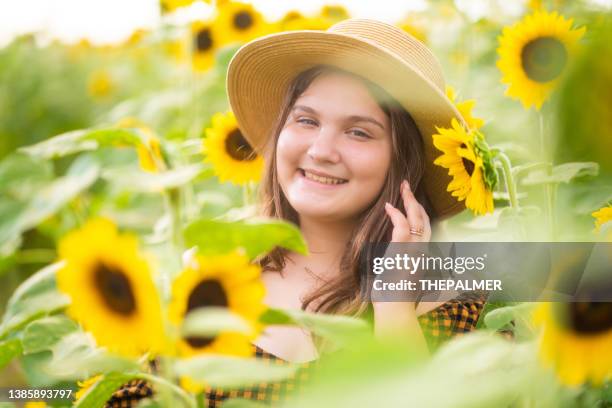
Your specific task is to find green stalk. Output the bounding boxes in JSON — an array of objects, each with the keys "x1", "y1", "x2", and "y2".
[
  {"x1": 135, "y1": 372, "x2": 196, "y2": 408},
  {"x1": 538, "y1": 112, "x2": 555, "y2": 240},
  {"x1": 165, "y1": 188, "x2": 184, "y2": 251},
  {"x1": 496, "y1": 152, "x2": 520, "y2": 210}
]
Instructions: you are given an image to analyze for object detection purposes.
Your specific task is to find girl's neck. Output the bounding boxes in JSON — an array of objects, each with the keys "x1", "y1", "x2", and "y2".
[
  {"x1": 286, "y1": 216, "x2": 355, "y2": 279},
  {"x1": 299, "y1": 215, "x2": 355, "y2": 255}
]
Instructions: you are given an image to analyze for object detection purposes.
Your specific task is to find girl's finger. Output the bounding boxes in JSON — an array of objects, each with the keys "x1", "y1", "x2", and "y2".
[
  {"x1": 384, "y1": 202, "x2": 410, "y2": 231},
  {"x1": 401, "y1": 181, "x2": 424, "y2": 232},
  {"x1": 419, "y1": 205, "x2": 432, "y2": 241}
]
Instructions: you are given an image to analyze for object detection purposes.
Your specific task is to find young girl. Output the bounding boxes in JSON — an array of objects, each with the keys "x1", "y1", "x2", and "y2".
[{"x1": 110, "y1": 18, "x2": 485, "y2": 407}]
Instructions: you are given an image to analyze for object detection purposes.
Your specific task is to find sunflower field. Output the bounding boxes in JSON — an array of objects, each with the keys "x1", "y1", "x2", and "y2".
[{"x1": 0, "y1": 0, "x2": 611, "y2": 407}]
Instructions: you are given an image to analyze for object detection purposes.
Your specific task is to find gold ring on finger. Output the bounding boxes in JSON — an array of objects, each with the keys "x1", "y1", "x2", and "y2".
[{"x1": 409, "y1": 227, "x2": 424, "y2": 236}]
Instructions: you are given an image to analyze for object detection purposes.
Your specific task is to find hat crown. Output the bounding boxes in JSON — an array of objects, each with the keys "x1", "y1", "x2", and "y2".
[{"x1": 328, "y1": 19, "x2": 445, "y2": 92}]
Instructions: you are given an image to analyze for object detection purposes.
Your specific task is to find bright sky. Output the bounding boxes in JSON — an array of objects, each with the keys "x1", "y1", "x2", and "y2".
[{"x1": 0, "y1": 0, "x2": 609, "y2": 47}]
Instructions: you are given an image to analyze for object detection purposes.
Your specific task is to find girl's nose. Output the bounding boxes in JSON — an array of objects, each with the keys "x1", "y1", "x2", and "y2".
[{"x1": 307, "y1": 127, "x2": 340, "y2": 163}]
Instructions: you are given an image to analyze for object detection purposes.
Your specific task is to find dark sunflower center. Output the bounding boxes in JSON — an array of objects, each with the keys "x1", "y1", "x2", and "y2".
[
  {"x1": 568, "y1": 302, "x2": 612, "y2": 334},
  {"x1": 233, "y1": 11, "x2": 253, "y2": 30},
  {"x1": 185, "y1": 279, "x2": 229, "y2": 348},
  {"x1": 195, "y1": 28, "x2": 213, "y2": 52},
  {"x1": 460, "y1": 143, "x2": 475, "y2": 176},
  {"x1": 93, "y1": 262, "x2": 136, "y2": 316},
  {"x1": 225, "y1": 128, "x2": 257, "y2": 161},
  {"x1": 521, "y1": 37, "x2": 567, "y2": 83}
]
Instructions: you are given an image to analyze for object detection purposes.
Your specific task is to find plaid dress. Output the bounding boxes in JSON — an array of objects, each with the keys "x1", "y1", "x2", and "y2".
[{"x1": 104, "y1": 297, "x2": 485, "y2": 408}]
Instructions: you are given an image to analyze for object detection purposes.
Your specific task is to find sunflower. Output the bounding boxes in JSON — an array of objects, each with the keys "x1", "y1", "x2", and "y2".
[
  {"x1": 57, "y1": 219, "x2": 165, "y2": 356},
  {"x1": 396, "y1": 15, "x2": 427, "y2": 43},
  {"x1": 318, "y1": 4, "x2": 350, "y2": 23},
  {"x1": 497, "y1": 10, "x2": 585, "y2": 110},
  {"x1": 191, "y1": 19, "x2": 219, "y2": 72},
  {"x1": 116, "y1": 117, "x2": 166, "y2": 173},
  {"x1": 203, "y1": 111, "x2": 264, "y2": 185},
  {"x1": 533, "y1": 302, "x2": 612, "y2": 386},
  {"x1": 592, "y1": 205, "x2": 612, "y2": 241},
  {"x1": 214, "y1": 2, "x2": 270, "y2": 46},
  {"x1": 160, "y1": 0, "x2": 203, "y2": 14},
  {"x1": 168, "y1": 253, "x2": 266, "y2": 358},
  {"x1": 433, "y1": 119, "x2": 497, "y2": 215},
  {"x1": 87, "y1": 70, "x2": 113, "y2": 99},
  {"x1": 75, "y1": 375, "x2": 102, "y2": 401},
  {"x1": 280, "y1": 11, "x2": 332, "y2": 31},
  {"x1": 445, "y1": 86, "x2": 485, "y2": 131},
  {"x1": 592, "y1": 205, "x2": 612, "y2": 231}
]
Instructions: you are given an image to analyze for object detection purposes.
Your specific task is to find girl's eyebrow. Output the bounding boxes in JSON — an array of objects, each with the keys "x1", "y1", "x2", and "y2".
[{"x1": 292, "y1": 105, "x2": 385, "y2": 131}]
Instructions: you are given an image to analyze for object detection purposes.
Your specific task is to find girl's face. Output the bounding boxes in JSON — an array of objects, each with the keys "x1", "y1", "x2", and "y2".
[{"x1": 276, "y1": 72, "x2": 392, "y2": 222}]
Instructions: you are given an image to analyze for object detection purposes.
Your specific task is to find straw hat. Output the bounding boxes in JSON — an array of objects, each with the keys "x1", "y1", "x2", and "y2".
[{"x1": 227, "y1": 18, "x2": 467, "y2": 218}]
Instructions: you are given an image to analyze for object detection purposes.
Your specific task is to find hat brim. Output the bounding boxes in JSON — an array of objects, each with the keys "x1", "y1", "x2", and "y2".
[{"x1": 227, "y1": 30, "x2": 466, "y2": 219}]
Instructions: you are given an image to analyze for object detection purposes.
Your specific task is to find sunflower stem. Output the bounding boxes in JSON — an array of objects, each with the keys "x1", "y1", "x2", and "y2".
[
  {"x1": 538, "y1": 112, "x2": 556, "y2": 240},
  {"x1": 166, "y1": 188, "x2": 184, "y2": 251},
  {"x1": 497, "y1": 152, "x2": 519, "y2": 210},
  {"x1": 135, "y1": 372, "x2": 196, "y2": 408}
]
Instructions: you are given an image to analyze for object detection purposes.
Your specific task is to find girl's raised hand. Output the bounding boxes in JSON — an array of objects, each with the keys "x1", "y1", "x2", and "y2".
[{"x1": 384, "y1": 180, "x2": 431, "y2": 243}]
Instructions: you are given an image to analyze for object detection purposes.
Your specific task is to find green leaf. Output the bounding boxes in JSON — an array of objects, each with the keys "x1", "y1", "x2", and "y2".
[
  {"x1": 184, "y1": 218, "x2": 307, "y2": 259},
  {"x1": 22, "y1": 315, "x2": 79, "y2": 354},
  {"x1": 0, "y1": 153, "x2": 53, "y2": 198},
  {"x1": 280, "y1": 308, "x2": 371, "y2": 348},
  {"x1": 0, "y1": 338, "x2": 23, "y2": 370},
  {"x1": 0, "y1": 155, "x2": 99, "y2": 256},
  {"x1": 521, "y1": 162, "x2": 599, "y2": 186},
  {"x1": 476, "y1": 302, "x2": 514, "y2": 329},
  {"x1": 260, "y1": 308, "x2": 371, "y2": 348},
  {"x1": 258, "y1": 308, "x2": 293, "y2": 325},
  {"x1": 0, "y1": 263, "x2": 69, "y2": 339},
  {"x1": 222, "y1": 399, "x2": 270, "y2": 408},
  {"x1": 74, "y1": 372, "x2": 139, "y2": 408},
  {"x1": 483, "y1": 303, "x2": 535, "y2": 340},
  {"x1": 19, "y1": 128, "x2": 142, "y2": 159},
  {"x1": 174, "y1": 355, "x2": 298, "y2": 388},
  {"x1": 44, "y1": 331, "x2": 139, "y2": 380},
  {"x1": 101, "y1": 163, "x2": 206, "y2": 192},
  {"x1": 182, "y1": 307, "x2": 253, "y2": 338}
]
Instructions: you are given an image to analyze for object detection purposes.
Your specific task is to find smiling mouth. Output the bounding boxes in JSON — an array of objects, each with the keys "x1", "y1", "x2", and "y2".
[{"x1": 299, "y1": 169, "x2": 348, "y2": 185}]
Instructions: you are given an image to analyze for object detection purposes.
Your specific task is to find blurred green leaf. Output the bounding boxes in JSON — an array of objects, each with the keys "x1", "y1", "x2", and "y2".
[
  {"x1": 182, "y1": 307, "x2": 253, "y2": 338},
  {"x1": 476, "y1": 301, "x2": 513, "y2": 329},
  {"x1": 44, "y1": 331, "x2": 139, "y2": 380},
  {"x1": 174, "y1": 355, "x2": 298, "y2": 388},
  {"x1": 184, "y1": 218, "x2": 308, "y2": 259},
  {"x1": 74, "y1": 372, "x2": 139, "y2": 408},
  {"x1": 0, "y1": 153, "x2": 53, "y2": 198},
  {"x1": 483, "y1": 303, "x2": 535, "y2": 340},
  {"x1": 102, "y1": 163, "x2": 207, "y2": 192},
  {"x1": 521, "y1": 162, "x2": 599, "y2": 186},
  {"x1": 0, "y1": 338, "x2": 22, "y2": 370},
  {"x1": 0, "y1": 155, "x2": 99, "y2": 256},
  {"x1": 259, "y1": 308, "x2": 293, "y2": 325},
  {"x1": 223, "y1": 399, "x2": 269, "y2": 408},
  {"x1": 19, "y1": 128, "x2": 141, "y2": 159},
  {"x1": 22, "y1": 315, "x2": 79, "y2": 354},
  {"x1": 0, "y1": 263, "x2": 69, "y2": 339},
  {"x1": 260, "y1": 307, "x2": 371, "y2": 349}
]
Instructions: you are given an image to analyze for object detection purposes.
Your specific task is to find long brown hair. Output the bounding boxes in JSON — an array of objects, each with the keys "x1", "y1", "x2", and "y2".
[{"x1": 257, "y1": 65, "x2": 432, "y2": 317}]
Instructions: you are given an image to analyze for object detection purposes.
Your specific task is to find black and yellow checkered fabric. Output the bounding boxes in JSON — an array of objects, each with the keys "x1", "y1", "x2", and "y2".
[{"x1": 105, "y1": 298, "x2": 485, "y2": 407}]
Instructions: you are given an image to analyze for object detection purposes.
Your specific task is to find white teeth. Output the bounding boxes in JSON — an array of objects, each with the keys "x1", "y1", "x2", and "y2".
[{"x1": 303, "y1": 170, "x2": 346, "y2": 185}]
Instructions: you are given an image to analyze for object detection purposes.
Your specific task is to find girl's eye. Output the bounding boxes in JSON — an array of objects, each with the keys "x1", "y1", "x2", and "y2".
[
  {"x1": 349, "y1": 129, "x2": 372, "y2": 139},
  {"x1": 297, "y1": 118, "x2": 318, "y2": 127}
]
